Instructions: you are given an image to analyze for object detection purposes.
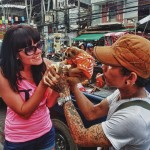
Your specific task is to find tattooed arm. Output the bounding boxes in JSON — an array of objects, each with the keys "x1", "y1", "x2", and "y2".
[{"x1": 64, "y1": 101, "x2": 112, "y2": 147}]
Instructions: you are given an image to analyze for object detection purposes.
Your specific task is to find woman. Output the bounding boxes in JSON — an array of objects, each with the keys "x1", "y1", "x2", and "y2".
[
  {"x1": 45, "y1": 34, "x2": 150, "y2": 149},
  {"x1": 0, "y1": 25, "x2": 59, "y2": 150},
  {"x1": 78, "y1": 42, "x2": 86, "y2": 50}
]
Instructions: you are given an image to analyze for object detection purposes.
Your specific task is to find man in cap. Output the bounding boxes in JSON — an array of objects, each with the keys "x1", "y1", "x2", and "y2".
[{"x1": 44, "y1": 34, "x2": 150, "y2": 149}]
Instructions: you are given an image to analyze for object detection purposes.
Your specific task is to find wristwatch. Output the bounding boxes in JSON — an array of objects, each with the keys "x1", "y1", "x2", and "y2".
[{"x1": 57, "y1": 96, "x2": 72, "y2": 106}]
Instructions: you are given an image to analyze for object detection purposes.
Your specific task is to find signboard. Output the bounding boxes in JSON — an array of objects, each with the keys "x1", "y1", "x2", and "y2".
[
  {"x1": 57, "y1": 0, "x2": 65, "y2": 8},
  {"x1": 53, "y1": 33, "x2": 62, "y2": 52},
  {"x1": 57, "y1": 0, "x2": 76, "y2": 8}
]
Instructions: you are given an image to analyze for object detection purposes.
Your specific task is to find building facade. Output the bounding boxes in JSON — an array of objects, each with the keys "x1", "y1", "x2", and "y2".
[{"x1": 91, "y1": 0, "x2": 139, "y2": 27}]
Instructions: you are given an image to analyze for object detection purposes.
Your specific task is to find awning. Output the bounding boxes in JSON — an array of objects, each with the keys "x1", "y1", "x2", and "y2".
[{"x1": 73, "y1": 33, "x2": 104, "y2": 41}]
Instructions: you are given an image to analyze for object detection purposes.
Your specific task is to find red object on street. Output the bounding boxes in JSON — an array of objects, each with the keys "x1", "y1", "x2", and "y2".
[
  {"x1": 96, "y1": 73, "x2": 105, "y2": 88},
  {"x1": 77, "y1": 83, "x2": 86, "y2": 92}
]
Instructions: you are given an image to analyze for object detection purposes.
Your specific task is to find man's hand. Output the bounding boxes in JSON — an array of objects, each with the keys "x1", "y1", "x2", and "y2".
[
  {"x1": 67, "y1": 76, "x2": 80, "y2": 87},
  {"x1": 68, "y1": 68, "x2": 83, "y2": 77},
  {"x1": 68, "y1": 68, "x2": 87, "y2": 83}
]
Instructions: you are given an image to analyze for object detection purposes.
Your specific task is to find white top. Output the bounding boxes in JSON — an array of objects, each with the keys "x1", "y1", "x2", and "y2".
[{"x1": 102, "y1": 89, "x2": 150, "y2": 150}]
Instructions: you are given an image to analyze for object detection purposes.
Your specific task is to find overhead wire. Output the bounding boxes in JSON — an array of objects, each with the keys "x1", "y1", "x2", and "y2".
[
  {"x1": 0, "y1": 0, "x2": 149, "y2": 32},
  {"x1": 69, "y1": 2, "x2": 149, "y2": 20},
  {"x1": 52, "y1": 0, "x2": 140, "y2": 24}
]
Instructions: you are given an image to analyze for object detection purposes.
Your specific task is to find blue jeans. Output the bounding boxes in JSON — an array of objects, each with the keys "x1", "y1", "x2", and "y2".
[{"x1": 4, "y1": 127, "x2": 55, "y2": 150}]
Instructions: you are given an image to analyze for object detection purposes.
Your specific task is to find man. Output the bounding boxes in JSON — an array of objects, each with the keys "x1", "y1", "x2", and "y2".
[
  {"x1": 86, "y1": 43, "x2": 94, "y2": 56},
  {"x1": 45, "y1": 34, "x2": 150, "y2": 149}
]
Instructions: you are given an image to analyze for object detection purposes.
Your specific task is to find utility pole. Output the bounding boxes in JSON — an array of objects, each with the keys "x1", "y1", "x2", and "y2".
[
  {"x1": 88, "y1": 4, "x2": 92, "y2": 27},
  {"x1": 64, "y1": 0, "x2": 69, "y2": 33},
  {"x1": 55, "y1": 0, "x2": 58, "y2": 32},
  {"x1": 0, "y1": 1, "x2": 5, "y2": 17},
  {"x1": 41, "y1": 0, "x2": 45, "y2": 24},
  {"x1": 25, "y1": 0, "x2": 33, "y2": 24},
  {"x1": 78, "y1": 0, "x2": 80, "y2": 31},
  {"x1": 25, "y1": 0, "x2": 29, "y2": 24}
]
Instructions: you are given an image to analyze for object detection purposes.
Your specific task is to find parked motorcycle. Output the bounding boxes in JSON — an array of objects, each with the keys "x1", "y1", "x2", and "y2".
[{"x1": 47, "y1": 52, "x2": 64, "y2": 62}]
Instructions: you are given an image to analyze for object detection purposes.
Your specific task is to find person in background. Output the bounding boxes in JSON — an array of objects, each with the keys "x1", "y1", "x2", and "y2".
[
  {"x1": 86, "y1": 43, "x2": 94, "y2": 56},
  {"x1": 95, "y1": 73, "x2": 105, "y2": 88},
  {"x1": 78, "y1": 42, "x2": 86, "y2": 50},
  {"x1": 60, "y1": 45, "x2": 68, "y2": 61},
  {"x1": 0, "y1": 25, "x2": 59, "y2": 150},
  {"x1": 45, "y1": 34, "x2": 150, "y2": 150},
  {"x1": 53, "y1": 44, "x2": 56, "y2": 53}
]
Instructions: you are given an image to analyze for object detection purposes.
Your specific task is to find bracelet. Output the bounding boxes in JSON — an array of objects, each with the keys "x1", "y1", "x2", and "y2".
[{"x1": 57, "y1": 96, "x2": 72, "y2": 106}]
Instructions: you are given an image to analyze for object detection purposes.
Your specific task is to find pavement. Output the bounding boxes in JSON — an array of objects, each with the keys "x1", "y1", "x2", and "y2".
[{"x1": 0, "y1": 100, "x2": 6, "y2": 150}]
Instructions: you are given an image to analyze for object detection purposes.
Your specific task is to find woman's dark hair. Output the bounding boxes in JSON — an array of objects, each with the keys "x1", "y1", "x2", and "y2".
[
  {"x1": 78, "y1": 42, "x2": 86, "y2": 50},
  {"x1": 120, "y1": 67, "x2": 150, "y2": 87},
  {"x1": 0, "y1": 25, "x2": 46, "y2": 92}
]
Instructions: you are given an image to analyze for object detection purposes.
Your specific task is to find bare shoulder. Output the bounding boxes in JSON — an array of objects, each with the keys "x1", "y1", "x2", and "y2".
[
  {"x1": 0, "y1": 68, "x2": 7, "y2": 85},
  {"x1": 0, "y1": 68, "x2": 28, "y2": 114}
]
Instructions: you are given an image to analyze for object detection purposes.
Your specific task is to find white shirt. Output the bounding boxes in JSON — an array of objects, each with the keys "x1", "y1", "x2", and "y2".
[{"x1": 102, "y1": 89, "x2": 150, "y2": 150}]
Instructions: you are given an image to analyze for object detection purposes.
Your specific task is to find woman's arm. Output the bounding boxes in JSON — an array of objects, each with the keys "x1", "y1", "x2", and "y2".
[
  {"x1": 46, "y1": 88, "x2": 60, "y2": 108},
  {"x1": 43, "y1": 58, "x2": 60, "y2": 107},
  {"x1": 0, "y1": 71, "x2": 48, "y2": 119}
]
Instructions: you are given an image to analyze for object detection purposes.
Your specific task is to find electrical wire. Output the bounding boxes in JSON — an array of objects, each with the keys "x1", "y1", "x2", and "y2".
[{"x1": 0, "y1": 0, "x2": 149, "y2": 33}]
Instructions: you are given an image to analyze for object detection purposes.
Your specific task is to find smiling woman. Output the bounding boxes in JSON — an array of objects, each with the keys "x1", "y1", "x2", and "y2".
[{"x1": 0, "y1": 25, "x2": 59, "y2": 150}]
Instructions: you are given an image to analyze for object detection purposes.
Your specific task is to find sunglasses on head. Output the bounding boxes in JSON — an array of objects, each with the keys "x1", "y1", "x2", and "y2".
[{"x1": 18, "y1": 41, "x2": 44, "y2": 56}]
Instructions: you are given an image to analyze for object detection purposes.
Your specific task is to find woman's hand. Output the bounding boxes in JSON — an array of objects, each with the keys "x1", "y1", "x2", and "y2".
[{"x1": 43, "y1": 65, "x2": 60, "y2": 91}]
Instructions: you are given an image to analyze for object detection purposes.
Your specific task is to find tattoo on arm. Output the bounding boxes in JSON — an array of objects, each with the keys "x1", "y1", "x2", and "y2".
[{"x1": 64, "y1": 101, "x2": 111, "y2": 147}]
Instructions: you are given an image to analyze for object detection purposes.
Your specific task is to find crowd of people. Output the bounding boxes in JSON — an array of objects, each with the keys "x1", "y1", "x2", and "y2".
[
  {"x1": 0, "y1": 24, "x2": 150, "y2": 150},
  {"x1": 78, "y1": 42, "x2": 94, "y2": 56}
]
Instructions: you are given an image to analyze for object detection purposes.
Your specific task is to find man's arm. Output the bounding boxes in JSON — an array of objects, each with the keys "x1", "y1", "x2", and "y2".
[
  {"x1": 64, "y1": 101, "x2": 112, "y2": 147},
  {"x1": 71, "y1": 85, "x2": 109, "y2": 120}
]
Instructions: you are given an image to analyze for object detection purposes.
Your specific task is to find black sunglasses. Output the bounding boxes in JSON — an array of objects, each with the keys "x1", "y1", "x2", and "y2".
[{"x1": 18, "y1": 41, "x2": 44, "y2": 56}]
